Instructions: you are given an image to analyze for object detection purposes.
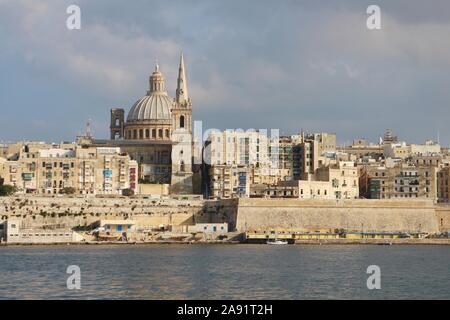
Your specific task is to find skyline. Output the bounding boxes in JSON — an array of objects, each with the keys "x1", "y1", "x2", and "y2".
[{"x1": 1, "y1": 0, "x2": 450, "y2": 145}]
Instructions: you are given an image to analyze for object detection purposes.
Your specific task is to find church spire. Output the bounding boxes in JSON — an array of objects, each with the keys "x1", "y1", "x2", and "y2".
[{"x1": 176, "y1": 52, "x2": 189, "y2": 104}]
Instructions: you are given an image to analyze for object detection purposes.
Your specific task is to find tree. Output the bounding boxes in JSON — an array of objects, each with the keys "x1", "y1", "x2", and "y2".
[
  {"x1": 122, "y1": 188, "x2": 134, "y2": 197},
  {"x1": 0, "y1": 185, "x2": 17, "y2": 196},
  {"x1": 60, "y1": 187, "x2": 76, "y2": 195}
]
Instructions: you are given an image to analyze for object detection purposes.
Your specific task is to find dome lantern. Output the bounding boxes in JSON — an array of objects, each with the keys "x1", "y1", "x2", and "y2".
[{"x1": 127, "y1": 63, "x2": 173, "y2": 122}]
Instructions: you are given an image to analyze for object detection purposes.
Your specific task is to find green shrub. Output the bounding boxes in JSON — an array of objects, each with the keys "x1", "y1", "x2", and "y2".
[
  {"x1": 122, "y1": 188, "x2": 134, "y2": 197},
  {"x1": 60, "y1": 187, "x2": 76, "y2": 195},
  {"x1": 0, "y1": 185, "x2": 17, "y2": 196}
]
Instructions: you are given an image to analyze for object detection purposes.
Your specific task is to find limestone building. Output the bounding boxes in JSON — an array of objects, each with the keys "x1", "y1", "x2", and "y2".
[
  {"x1": 291, "y1": 132, "x2": 336, "y2": 179},
  {"x1": 0, "y1": 143, "x2": 138, "y2": 195},
  {"x1": 298, "y1": 161, "x2": 359, "y2": 200},
  {"x1": 360, "y1": 162, "x2": 437, "y2": 200},
  {"x1": 437, "y1": 163, "x2": 450, "y2": 203},
  {"x1": 203, "y1": 130, "x2": 339, "y2": 199},
  {"x1": 203, "y1": 130, "x2": 283, "y2": 198}
]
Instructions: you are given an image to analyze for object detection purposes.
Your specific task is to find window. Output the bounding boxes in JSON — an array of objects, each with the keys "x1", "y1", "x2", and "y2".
[
  {"x1": 139, "y1": 129, "x2": 143, "y2": 139},
  {"x1": 145, "y1": 129, "x2": 150, "y2": 138},
  {"x1": 180, "y1": 115, "x2": 185, "y2": 128},
  {"x1": 152, "y1": 129, "x2": 156, "y2": 138},
  {"x1": 158, "y1": 129, "x2": 163, "y2": 138},
  {"x1": 165, "y1": 129, "x2": 170, "y2": 138},
  {"x1": 180, "y1": 160, "x2": 185, "y2": 172}
]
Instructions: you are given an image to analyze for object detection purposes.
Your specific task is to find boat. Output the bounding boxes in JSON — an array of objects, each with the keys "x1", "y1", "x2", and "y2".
[{"x1": 267, "y1": 239, "x2": 288, "y2": 245}]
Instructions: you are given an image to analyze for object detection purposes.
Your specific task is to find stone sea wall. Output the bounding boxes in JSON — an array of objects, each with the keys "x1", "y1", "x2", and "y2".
[
  {"x1": 1, "y1": 196, "x2": 449, "y2": 234},
  {"x1": 0, "y1": 196, "x2": 237, "y2": 232},
  {"x1": 236, "y1": 198, "x2": 450, "y2": 233}
]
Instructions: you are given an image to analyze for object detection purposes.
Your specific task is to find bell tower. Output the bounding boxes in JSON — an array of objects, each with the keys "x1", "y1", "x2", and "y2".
[
  {"x1": 110, "y1": 108, "x2": 124, "y2": 140},
  {"x1": 171, "y1": 52, "x2": 193, "y2": 194},
  {"x1": 172, "y1": 52, "x2": 192, "y2": 133}
]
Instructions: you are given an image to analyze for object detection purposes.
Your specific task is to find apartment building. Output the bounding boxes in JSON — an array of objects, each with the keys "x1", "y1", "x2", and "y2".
[
  {"x1": 203, "y1": 130, "x2": 339, "y2": 198},
  {"x1": 383, "y1": 140, "x2": 441, "y2": 159},
  {"x1": 297, "y1": 161, "x2": 359, "y2": 200},
  {"x1": 360, "y1": 163, "x2": 437, "y2": 200},
  {"x1": 291, "y1": 132, "x2": 336, "y2": 179},
  {"x1": 437, "y1": 164, "x2": 450, "y2": 203},
  {"x1": 0, "y1": 143, "x2": 138, "y2": 195}
]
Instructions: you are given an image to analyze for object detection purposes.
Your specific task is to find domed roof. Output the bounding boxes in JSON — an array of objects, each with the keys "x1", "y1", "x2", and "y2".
[
  {"x1": 127, "y1": 94, "x2": 172, "y2": 121},
  {"x1": 127, "y1": 64, "x2": 173, "y2": 122}
]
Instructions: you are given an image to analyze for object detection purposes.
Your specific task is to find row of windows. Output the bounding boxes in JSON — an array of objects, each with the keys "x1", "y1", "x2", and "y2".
[
  {"x1": 43, "y1": 162, "x2": 74, "y2": 168},
  {"x1": 300, "y1": 189, "x2": 328, "y2": 196},
  {"x1": 126, "y1": 128, "x2": 171, "y2": 140}
]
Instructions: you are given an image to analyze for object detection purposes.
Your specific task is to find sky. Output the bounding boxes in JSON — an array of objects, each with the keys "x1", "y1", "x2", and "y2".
[{"x1": 1, "y1": 0, "x2": 450, "y2": 146}]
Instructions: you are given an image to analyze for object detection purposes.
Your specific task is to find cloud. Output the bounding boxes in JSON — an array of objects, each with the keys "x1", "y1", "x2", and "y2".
[{"x1": 0, "y1": 0, "x2": 450, "y2": 145}]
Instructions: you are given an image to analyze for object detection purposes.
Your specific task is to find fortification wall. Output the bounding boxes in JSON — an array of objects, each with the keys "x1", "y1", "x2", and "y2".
[
  {"x1": 0, "y1": 196, "x2": 203, "y2": 231},
  {"x1": 1, "y1": 196, "x2": 449, "y2": 234},
  {"x1": 236, "y1": 199, "x2": 446, "y2": 233}
]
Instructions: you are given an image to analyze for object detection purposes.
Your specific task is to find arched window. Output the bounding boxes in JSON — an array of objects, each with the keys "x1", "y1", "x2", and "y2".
[
  {"x1": 115, "y1": 118, "x2": 120, "y2": 126},
  {"x1": 158, "y1": 129, "x2": 163, "y2": 138},
  {"x1": 152, "y1": 129, "x2": 156, "y2": 138},
  {"x1": 133, "y1": 130, "x2": 137, "y2": 139},
  {"x1": 145, "y1": 129, "x2": 150, "y2": 138},
  {"x1": 180, "y1": 115, "x2": 185, "y2": 128},
  {"x1": 139, "y1": 129, "x2": 143, "y2": 139},
  {"x1": 165, "y1": 129, "x2": 170, "y2": 138}
]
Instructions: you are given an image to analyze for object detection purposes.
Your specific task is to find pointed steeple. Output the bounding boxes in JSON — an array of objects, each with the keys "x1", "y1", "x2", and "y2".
[{"x1": 176, "y1": 52, "x2": 189, "y2": 104}]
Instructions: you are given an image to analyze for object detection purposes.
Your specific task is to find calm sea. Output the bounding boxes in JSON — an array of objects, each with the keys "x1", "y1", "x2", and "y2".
[{"x1": 0, "y1": 244, "x2": 448, "y2": 300}]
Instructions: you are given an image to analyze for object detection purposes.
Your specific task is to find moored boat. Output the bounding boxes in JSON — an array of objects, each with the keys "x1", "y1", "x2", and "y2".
[{"x1": 267, "y1": 239, "x2": 288, "y2": 245}]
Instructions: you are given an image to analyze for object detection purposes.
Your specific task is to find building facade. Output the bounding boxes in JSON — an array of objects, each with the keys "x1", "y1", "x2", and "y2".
[
  {"x1": 360, "y1": 163, "x2": 437, "y2": 200},
  {"x1": 298, "y1": 161, "x2": 359, "y2": 200},
  {"x1": 0, "y1": 143, "x2": 138, "y2": 195}
]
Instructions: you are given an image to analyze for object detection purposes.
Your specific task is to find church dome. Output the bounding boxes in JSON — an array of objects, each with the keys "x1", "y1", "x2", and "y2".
[
  {"x1": 127, "y1": 64, "x2": 173, "y2": 122},
  {"x1": 127, "y1": 94, "x2": 172, "y2": 121}
]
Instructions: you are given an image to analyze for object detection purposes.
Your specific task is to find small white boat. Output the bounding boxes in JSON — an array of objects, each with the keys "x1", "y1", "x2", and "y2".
[{"x1": 267, "y1": 239, "x2": 288, "y2": 245}]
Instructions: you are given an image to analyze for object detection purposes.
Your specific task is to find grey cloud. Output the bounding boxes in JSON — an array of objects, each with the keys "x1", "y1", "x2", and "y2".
[{"x1": 0, "y1": 0, "x2": 449, "y2": 145}]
